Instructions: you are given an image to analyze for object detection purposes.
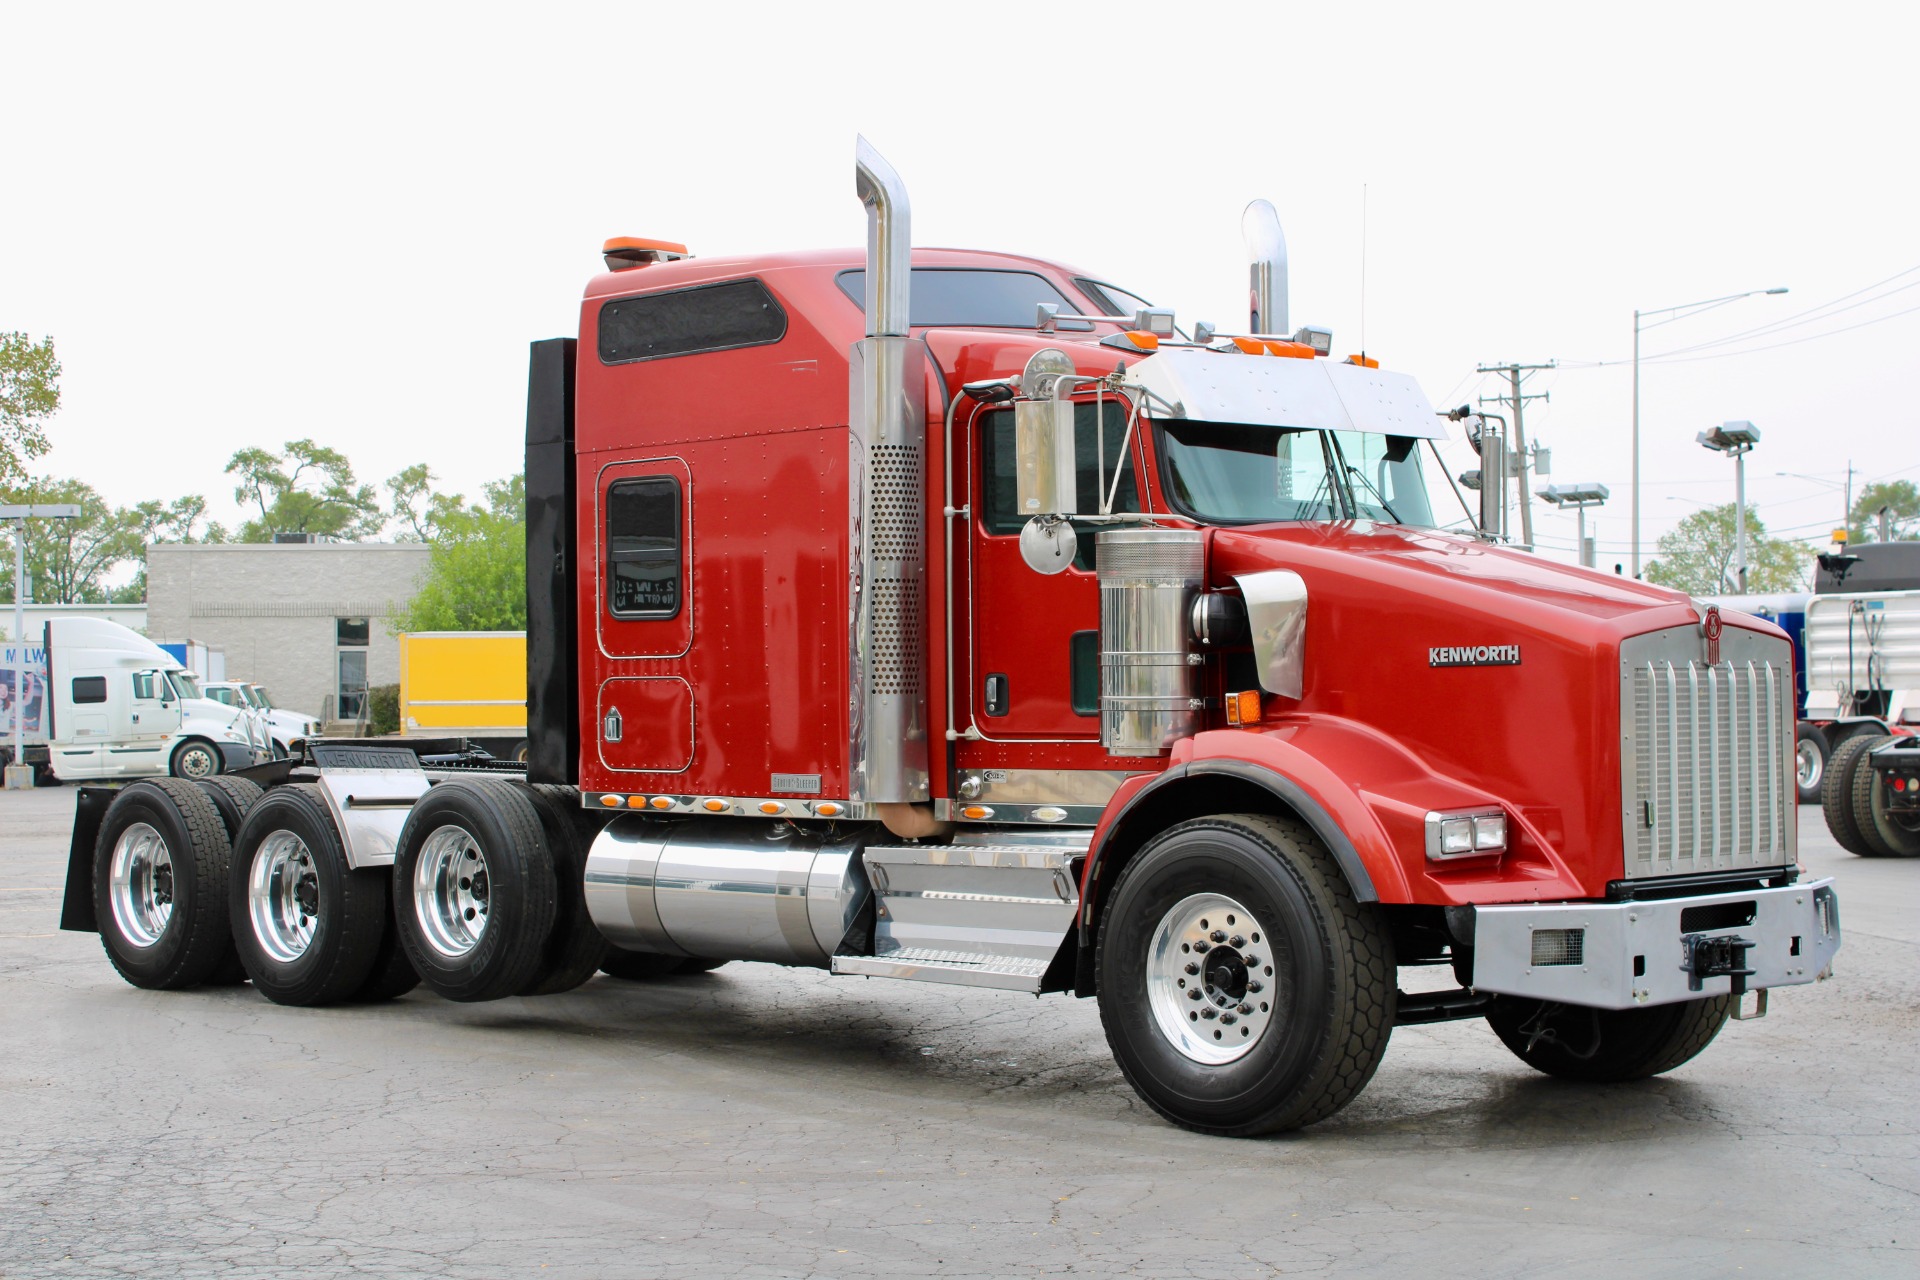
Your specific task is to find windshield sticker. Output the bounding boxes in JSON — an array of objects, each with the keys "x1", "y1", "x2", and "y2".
[{"x1": 1429, "y1": 645, "x2": 1521, "y2": 667}]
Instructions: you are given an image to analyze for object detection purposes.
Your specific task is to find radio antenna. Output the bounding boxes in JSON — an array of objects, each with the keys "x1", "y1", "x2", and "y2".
[{"x1": 1360, "y1": 183, "x2": 1369, "y2": 360}]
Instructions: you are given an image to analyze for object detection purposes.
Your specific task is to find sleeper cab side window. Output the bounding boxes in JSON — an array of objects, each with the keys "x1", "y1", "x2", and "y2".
[{"x1": 607, "y1": 477, "x2": 683, "y2": 620}]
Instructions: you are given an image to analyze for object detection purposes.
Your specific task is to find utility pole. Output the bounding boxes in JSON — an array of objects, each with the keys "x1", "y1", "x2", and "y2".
[{"x1": 1477, "y1": 361, "x2": 1556, "y2": 550}]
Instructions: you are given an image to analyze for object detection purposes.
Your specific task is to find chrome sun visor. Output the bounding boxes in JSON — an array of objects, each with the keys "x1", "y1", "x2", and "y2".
[{"x1": 1121, "y1": 348, "x2": 1443, "y2": 439}]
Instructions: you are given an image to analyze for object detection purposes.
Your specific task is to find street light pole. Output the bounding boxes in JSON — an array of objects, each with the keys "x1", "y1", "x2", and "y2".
[
  {"x1": 2, "y1": 503, "x2": 82, "y2": 789},
  {"x1": 1631, "y1": 287, "x2": 1787, "y2": 578},
  {"x1": 1697, "y1": 423, "x2": 1760, "y2": 594}
]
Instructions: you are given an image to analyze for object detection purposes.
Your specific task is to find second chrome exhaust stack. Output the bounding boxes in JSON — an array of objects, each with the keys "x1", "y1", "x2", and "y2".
[{"x1": 1243, "y1": 199, "x2": 1288, "y2": 337}]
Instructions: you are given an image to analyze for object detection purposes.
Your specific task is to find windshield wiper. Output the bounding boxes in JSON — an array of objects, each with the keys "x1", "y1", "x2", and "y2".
[{"x1": 1345, "y1": 465, "x2": 1403, "y2": 524}]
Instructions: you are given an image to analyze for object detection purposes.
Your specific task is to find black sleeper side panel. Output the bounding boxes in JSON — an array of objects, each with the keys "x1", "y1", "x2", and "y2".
[{"x1": 525, "y1": 337, "x2": 578, "y2": 785}]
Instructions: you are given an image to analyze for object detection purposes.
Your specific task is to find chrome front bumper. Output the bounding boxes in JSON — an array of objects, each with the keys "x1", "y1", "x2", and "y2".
[{"x1": 1471, "y1": 878, "x2": 1840, "y2": 1010}]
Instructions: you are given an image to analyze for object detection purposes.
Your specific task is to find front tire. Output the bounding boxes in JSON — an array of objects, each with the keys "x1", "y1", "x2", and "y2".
[
  {"x1": 93, "y1": 779, "x2": 235, "y2": 990},
  {"x1": 230, "y1": 784, "x2": 390, "y2": 1006},
  {"x1": 170, "y1": 738, "x2": 223, "y2": 780},
  {"x1": 1795, "y1": 724, "x2": 1828, "y2": 805},
  {"x1": 1095, "y1": 814, "x2": 1395, "y2": 1136},
  {"x1": 1486, "y1": 995, "x2": 1732, "y2": 1082}
]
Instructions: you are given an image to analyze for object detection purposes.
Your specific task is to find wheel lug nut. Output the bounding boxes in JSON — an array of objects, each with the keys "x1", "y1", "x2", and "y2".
[
  {"x1": 1210, "y1": 930, "x2": 1226, "y2": 943},
  {"x1": 1238, "y1": 1003, "x2": 1252, "y2": 1015},
  {"x1": 1193, "y1": 941, "x2": 1210, "y2": 953},
  {"x1": 1247, "y1": 980, "x2": 1263, "y2": 993},
  {"x1": 1221, "y1": 1014, "x2": 1237, "y2": 1026},
  {"x1": 1187, "y1": 988, "x2": 1201, "y2": 1000},
  {"x1": 1201, "y1": 1007, "x2": 1217, "y2": 1019},
  {"x1": 1184, "y1": 962, "x2": 1198, "y2": 975},
  {"x1": 1230, "y1": 935, "x2": 1245, "y2": 948}
]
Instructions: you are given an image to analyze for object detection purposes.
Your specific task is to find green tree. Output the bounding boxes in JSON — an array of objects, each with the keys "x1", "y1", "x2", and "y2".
[
  {"x1": 1848, "y1": 479, "x2": 1920, "y2": 543},
  {"x1": 0, "y1": 333, "x2": 60, "y2": 486},
  {"x1": 385, "y1": 463, "x2": 465, "y2": 542},
  {"x1": 1, "y1": 479, "x2": 219, "y2": 604},
  {"x1": 390, "y1": 474, "x2": 526, "y2": 633},
  {"x1": 227, "y1": 439, "x2": 384, "y2": 542},
  {"x1": 110, "y1": 495, "x2": 226, "y2": 603},
  {"x1": 0, "y1": 476, "x2": 136, "y2": 603},
  {"x1": 1646, "y1": 503, "x2": 1808, "y2": 595}
]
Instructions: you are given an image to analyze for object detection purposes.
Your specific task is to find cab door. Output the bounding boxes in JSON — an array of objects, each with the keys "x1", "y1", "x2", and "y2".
[
  {"x1": 965, "y1": 400, "x2": 1140, "y2": 740},
  {"x1": 102, "y1": 669, "x2": 181, "y2": 777}
]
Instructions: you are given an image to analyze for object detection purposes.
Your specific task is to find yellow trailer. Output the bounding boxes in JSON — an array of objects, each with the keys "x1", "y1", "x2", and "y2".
[{"x1": 397, "y1": 631, "x2": 527, "y2": 760}]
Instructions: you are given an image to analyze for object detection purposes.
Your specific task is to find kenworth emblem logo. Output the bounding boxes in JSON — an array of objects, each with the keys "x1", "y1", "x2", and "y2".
[
  {"x1": 1704, "y1": 605, "x2": 1723, "y2": 665},
  {"x1": 1429, "y1": 644, "x2": 1522, "y2": 667}
]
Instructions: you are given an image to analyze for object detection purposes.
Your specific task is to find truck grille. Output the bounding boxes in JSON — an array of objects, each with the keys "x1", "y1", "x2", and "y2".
[{"x1": 1619, "y1": 625, "x2": 1795, "y2": 880}]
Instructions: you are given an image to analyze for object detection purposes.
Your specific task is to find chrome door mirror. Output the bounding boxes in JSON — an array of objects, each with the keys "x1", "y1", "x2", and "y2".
[{"x1": 1014, "y1": 398, "x2": 1077, "y2": 519}]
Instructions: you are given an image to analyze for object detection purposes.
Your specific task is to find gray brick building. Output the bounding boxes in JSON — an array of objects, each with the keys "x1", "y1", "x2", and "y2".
[{"x1": 146, "y1": 542, "x2": 432, "y2": 723}]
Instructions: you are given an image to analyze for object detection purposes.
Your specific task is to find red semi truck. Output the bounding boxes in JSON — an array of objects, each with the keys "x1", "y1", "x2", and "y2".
[{"x1": 59, "y1": 140, "x2": 1841, "y2": 1135}]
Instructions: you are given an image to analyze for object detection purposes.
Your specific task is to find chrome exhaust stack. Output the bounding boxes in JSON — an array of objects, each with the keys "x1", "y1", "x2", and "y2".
[
  {"x1": 850, "y1": 137, "x2": 930, "y2": 807},
  {"x1": 1243, "y1": 199, "x2": 1288, "y2": 336}
]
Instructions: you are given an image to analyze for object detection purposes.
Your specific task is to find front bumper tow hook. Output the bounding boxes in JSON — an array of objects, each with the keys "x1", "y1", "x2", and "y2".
[{"x1": 1682, "y1": 932, "x2": 1756, "y2": 996}]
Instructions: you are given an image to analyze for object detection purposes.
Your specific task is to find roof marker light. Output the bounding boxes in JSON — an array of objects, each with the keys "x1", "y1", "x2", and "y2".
[
  {"x1": 603, "y1": 237, "x2": 689, "y2": 271},
  {"x1": 1264, "y1": 340, "x2": 1315, "y2": 359},
  {"x1": 1346, "y1": 353, "x2": 1380, "y2": 368}
]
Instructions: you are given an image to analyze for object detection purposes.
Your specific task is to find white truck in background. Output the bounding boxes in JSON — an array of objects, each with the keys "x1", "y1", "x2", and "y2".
[
  {"x1": 0, "y1": 618, "x2": 267, "y2": 783},
  {"x1": 203, "y1": 681, "x2": 321, "y2": 758}
]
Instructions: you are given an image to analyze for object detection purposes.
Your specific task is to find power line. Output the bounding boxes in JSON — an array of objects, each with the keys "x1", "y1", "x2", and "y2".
[
  {"x1": 1641, "y1": 300, "x2": 1920, "y2": 365},
  {"x1": 1650, "y1": 264, "x2": 1920, "y2": 357}
]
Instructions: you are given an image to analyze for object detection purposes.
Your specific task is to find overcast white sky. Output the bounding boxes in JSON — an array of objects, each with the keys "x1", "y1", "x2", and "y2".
[{"x1": 4, "y1": 1, "x2": 1916, "y2": 572}]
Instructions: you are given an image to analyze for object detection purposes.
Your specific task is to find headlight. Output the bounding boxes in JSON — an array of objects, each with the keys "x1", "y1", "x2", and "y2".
[{"x1": 1424, "y1": 809, "x2": 1506, "y2": 860}]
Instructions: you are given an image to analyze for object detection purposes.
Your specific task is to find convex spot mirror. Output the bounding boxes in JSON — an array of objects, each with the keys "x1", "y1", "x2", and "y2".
[{"x1": 1019, "y1": 516, "x2": 1078, "y2": 575}]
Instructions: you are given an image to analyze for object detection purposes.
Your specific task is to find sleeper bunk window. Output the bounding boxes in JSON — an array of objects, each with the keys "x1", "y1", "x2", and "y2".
[
  {"x1": 606, "y1": 477, "x2": 684, "y2": 620},
  {"x1": 598, "y1": 279, "x2": 787, "y2": 364}
]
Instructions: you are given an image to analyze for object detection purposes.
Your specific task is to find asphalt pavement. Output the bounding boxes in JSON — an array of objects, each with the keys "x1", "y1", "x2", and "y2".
[{"x1": 1, "y1": 785, "x2": 1914, "y2": 1278}]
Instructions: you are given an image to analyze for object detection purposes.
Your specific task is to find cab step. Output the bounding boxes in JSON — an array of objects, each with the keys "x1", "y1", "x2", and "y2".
[{"x1": 830, "y1": 839, "x2": 1087, "y2": 993}]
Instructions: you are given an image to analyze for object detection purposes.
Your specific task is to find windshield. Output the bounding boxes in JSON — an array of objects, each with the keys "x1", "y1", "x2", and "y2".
[
  {"x1": 240, "y1": 686, "x2": 265, "y2": 708},
  {"x1": 1156, "y1": 423, "x2": 1437, "y2": 527},
  {"x1": 167, "y1": 670, "x2": 204, "y2": 701},
  {"x1": 254, "y1": 688, "x2": 276, "y2": 709}
]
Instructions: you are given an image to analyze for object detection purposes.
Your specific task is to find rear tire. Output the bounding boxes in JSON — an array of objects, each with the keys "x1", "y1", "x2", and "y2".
[
  {"x1": 1849, "y1": 739, "x2": 1920, "y2": 857},
  {"x1": 93, "y1": 779, "x2": 234, "y2": 990},
  {"x1": 392, "y1": 780, "x2": 556, "y2": 1002},
  {"x1": 1486, "y1": 995, "x2": 1732, "y2": 1082},
  {"x1": 193, "y1": 776, "x2": 265, "y2": 986},
  {"x1": 1823, "y1": 734, "x2": 1883, "y2": 855},
  {"x1": 170, "y1": 739, "x2": 223, "y2": 779},
  {"x1": 1795, "y1": 724, "x2": 1828, "y2": 805},
  {"x1": 349, "y1": 893, "x2": 421, "y2": 1002},
  {"x1": 230, "y1": 784, "x2": 389, "y2": 1006},
  {"x1": 515, "y1": 786, "x2": 611, "y2": 996},
  {"x1": 1094, "y1": 814, "x2": 1395, "y2": 1136}
]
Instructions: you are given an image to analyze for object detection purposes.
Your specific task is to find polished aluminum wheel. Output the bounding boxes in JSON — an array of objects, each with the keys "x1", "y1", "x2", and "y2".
[
  {"x1": 1146, "y1": 892, "x2": 1276, "y2": 1065},
  {"x1": 108, "y1": 822, "x2": 175, "y2": 948},
  {"x1": 1797, "y1": 739, "x2": 1823, "y2": 793},
  {"x1": 249, "y1": 830, "x2": 320, "y2": 963},
  {"x1": 413, "y1": 825, "x2": 490, "y2": 959}
]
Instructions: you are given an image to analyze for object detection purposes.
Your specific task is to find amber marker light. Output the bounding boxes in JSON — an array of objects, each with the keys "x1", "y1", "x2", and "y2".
[
  {"x1": 649, "y1": 796, "x2": 674, "y2": 810},
  {"x1": 702, "y1": 799, "x2": 728, "y2": 812},
  {"x1": 961, "y1": 805, "x2": 994, "y2": 820},
  {"x1": 600, "y1": 795, "x2": 622, "y2": 808},
  {"x1": 1118, "y1": 331, "x2": 1159, "y2": 351},
  {"x1": 1264, "y1": 340, "x2": 1315, "y2": 359},
  {"x1": 816, "y1": 803, "x2": 844, "y2": 817},
  {"x1": 1225, "y1": 690, "x2": 1262, "y2": 726},
  {"x1": 626, "y1": 795, "x2": 647, "y2": 809},
  {"x1": 1346, "y1": 353, "x2": 1380, "y2": 368},
  {"x1": 758, "y1": 801, "x2": 785, "y2": 815},
  {"x1": 1230, "y1": 336, "x2": 1268, "y2": 355}
]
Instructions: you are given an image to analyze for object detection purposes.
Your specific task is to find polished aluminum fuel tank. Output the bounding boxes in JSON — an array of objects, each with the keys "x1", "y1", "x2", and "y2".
[
  {"x1": 582, "y1": 817, "x2": 870, "y2": 967},
  {"x1": 1098, "y1": 528, "x2": 1206, "y2": 753}
]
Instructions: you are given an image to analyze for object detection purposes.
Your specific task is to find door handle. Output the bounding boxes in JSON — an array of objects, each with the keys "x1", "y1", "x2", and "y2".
[
  {"x1": 603, "y1": 706, "x2": 623, "y2": 742},
  {"x1": 131, "y1": 713, "x2": 140, "y2": 723}
]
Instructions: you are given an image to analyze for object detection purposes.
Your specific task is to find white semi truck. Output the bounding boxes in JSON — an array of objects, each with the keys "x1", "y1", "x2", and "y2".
[{"x1": 1, "y1": 618, "x2": 267, "y2": 783}]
